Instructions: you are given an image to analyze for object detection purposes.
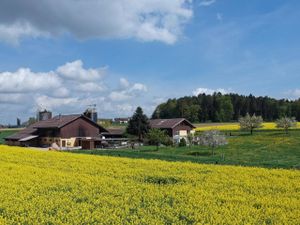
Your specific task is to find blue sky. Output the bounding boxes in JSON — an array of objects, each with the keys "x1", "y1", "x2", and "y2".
[{"x1": 0, "y1": 0, "x2": 299, "y2": 124}]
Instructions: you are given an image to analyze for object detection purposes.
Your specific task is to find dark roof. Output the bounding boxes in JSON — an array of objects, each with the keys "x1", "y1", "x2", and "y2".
[
  {"x1": 105, "y1": 128, "x2": 125, "y2": 135},
  {"x1": 5, "y1": 114, "x2": 108, "y2": 141},
  {"x1": 4, "y1": 127, "x2": 37, "y2": 140},
  {"x1": 149, "y1": 118, "x2": 195, "y2": 129},
  {"x1": 31, "y1": 114, "x2": 81, "y2": 128}
]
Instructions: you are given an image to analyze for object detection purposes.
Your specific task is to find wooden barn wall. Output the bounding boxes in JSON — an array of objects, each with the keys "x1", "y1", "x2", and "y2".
[{"x1": 60, "y1": 118, "x2": 99, "y2": 138}]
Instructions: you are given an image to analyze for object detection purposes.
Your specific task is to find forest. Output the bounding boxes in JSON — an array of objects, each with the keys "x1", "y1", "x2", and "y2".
[{"x1": 152, "y1": 93, "x2": 300, "y2": 123}]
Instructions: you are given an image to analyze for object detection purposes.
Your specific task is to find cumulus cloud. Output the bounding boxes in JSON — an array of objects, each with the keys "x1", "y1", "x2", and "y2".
[
  {"x1": 0, "y1": 68, "x2": 61, "y2": 93},
  {"x1": 193, "y1": 87, "x2": 232, "y2": 96},
  {"x1": 108, "y1": 91, "x2": 132, "y2": 101},
  {"x1": 116, "y1": 104, "x2": 135, "y2": 115},
  {"x1": 109, "y1": 78, "x2": 148, "y2": 101},
  {"x1": 130, "y1": 83, "x2": 148, "y2": 92},
  {"x1": 0, "y1": 60, "x2": 150, "y2": 123},
  {"x1": 76, "y1": 82, "x2": 106, "y2": 92},
  {"x1": 0, "y1": 0, "x2": 193, "y2": 45},
  {"x1": 199, "y1": 0, "x2": 216, "y2": 7},
  {"x1": 120, "y1": 78, "x2": 130, "y2": 89},
  {"x1": 57, "y1": 60, "x2": 106, "y2": 81},
  {"x1": 0, "y1": 21, "x2": 44, "y2": 45},
  {"x1": 35, "y1": 95, "x2": 79, "y2": 110},
  {"x1": 0, "y1": 93, "x2": 26, "y2": 104}
]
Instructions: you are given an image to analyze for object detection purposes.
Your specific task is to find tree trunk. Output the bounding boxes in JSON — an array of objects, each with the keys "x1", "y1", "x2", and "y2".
[{"x1": 250, "y1": 128, "x2": 253, "y2": 135}]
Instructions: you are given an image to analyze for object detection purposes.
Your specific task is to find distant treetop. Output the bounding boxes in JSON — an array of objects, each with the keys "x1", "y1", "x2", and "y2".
[{"x1": 152, "y1": 93, "x2": 300, "y2": 123}]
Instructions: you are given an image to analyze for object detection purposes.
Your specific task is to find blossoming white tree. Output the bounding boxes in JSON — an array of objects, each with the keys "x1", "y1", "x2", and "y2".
[
  {"x1": 239, "y1": 113, "x2": 263, "y2": 135},
  {"x1": 276, "y1": 117, "x2": 297, "y2": 134},
  {"x1": 200, "y1": 130, "x2": 227, "y2": 156}
]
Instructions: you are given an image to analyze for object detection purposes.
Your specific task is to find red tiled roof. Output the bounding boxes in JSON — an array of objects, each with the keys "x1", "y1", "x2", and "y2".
[{"x1": 149, "y1": 118, "x2": 195, "y2": 129}]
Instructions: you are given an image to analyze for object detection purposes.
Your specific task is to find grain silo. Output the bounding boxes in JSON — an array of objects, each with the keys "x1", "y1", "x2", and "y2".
[{"x1": 38, "y1": 110, "x2": 52, "y2": 121}]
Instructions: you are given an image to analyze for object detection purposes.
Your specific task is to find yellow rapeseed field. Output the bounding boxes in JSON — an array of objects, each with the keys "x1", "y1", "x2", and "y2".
[
  {"x1": 195, "y1": 122, "x2": 300, "y2": 131},
  {"x1": 0, "y1": 145, "x2": 299, "y2": 224}
]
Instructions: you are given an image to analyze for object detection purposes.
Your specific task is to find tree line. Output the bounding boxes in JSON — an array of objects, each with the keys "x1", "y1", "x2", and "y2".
[{"x1": 152, "y1": 93, "x2": 300, "y2": 123}]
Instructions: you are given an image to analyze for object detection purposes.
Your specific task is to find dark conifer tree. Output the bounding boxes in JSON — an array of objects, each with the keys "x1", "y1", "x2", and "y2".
[{"x1": 127, "y1": 107, "x2": 150, "y2": 141}]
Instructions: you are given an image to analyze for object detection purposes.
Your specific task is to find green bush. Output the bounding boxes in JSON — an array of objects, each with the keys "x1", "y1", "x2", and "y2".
[
  {"x1": 163, "y1": 137, "x2": 174, "y2": 146},
  {"x1": 179, "y1": 138, "x2": 187, "y2": 147}
]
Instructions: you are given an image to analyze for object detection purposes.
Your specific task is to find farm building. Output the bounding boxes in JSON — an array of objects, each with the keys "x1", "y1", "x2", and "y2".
[
  {"x1": 149, "y1": 118, "x2": 195, "y2": 142},
  {"x1": 114, "y1": 117, "x2": 131, "y2": 124},
  {"x1": 5, "y1": 114, "x2": 108, "y2": 149}
]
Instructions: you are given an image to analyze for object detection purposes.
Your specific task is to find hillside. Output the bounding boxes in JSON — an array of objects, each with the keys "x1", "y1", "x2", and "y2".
[{"x1": 0, "y1": 146, "x2": 299, "y2": 224}]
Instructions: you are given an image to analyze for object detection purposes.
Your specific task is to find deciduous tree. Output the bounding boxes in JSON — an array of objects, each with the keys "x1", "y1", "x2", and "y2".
[
  {"x1": 147, "y1": 128, "x2": 169, "y2": 150},
  {"x1": 199, "y1": 130, "x2": 227, "y2": 155},
  {"x1": 276, "y1": 117, "x2": 297, "y2": 134},
  {"x1": 239, "y1": 113, "x2": 263, "y2": 135}
]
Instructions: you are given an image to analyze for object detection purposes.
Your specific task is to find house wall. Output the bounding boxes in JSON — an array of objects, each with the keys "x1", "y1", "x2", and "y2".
[
  {"x1": 60, "y1": 137, "x2": 77, "y2": 147},
  {"x1": 5, "y1": 140, "x2": 20, "y2": 146},
  {"x1": 60, "y1": 118, "x2": 100, "y2": 138},
  {"x1": 5, "y1": 139, "x2": 39, "y2": 147},
  {"x1": 39, "y1": 137, "x2": 61, "y2": 146},
  {"x1": 172, "y1": 121, "x2": 193, "y2": 137}
]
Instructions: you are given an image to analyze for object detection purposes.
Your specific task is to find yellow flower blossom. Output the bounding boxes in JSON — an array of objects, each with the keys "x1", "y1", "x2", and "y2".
[
  {"x1": 0, "y1": 145, "x2": 299, "y2": 224},
  {"x1": 195, "y1": 122, "x2": 300, "y2": 131}
]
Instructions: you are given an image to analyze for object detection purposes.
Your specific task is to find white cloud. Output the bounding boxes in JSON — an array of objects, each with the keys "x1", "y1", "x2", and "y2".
[
  {"x1": 193, "y1": 87, "x2": 231, "y2": 96},
  {"x1": 109, "y1": 79, "x2": 147, "y2": 101},
  {"x1": 199, "y1": 0, "x2": 216, "y2": 6},
  {"x1": 0, "y1": 21, "x2": 44, "y2": 46},
  {"x1": 0, "y1": 68, "x2": 61, "y2": 93},
  {"x1": 284, "y1": 89, "x2": 300, "y2": 99},
  {"x1": 35, "y1": 95, "x2": 78, "y2": 110},
  {"x1": 120, "y1": 78, "x2": 130, "y2": 88},
  {"x1": 0, "y1": 60, "x2": 150, "y2": 123},
  {"x1": 130, "y1": 83, "x2": 148, "y2": 92},
  {"x1": 0, "y1": 0, "x2": 193, "y2": 45},
  {"x1": 108, "y1": 91, "x2": 131, "y2": 101},
  {"x1": 116, "y1": 104, "x2": 135, "y2": 114},
  {"x1": 0, "y1": 94, "x2": 25, "y2": 104},
  {"x1": 57, "y1": 60, "x2": 106, "y2": 81},
  {"x1": 76, "y1": 82, "x2": 106, "y2": 92},
  {"x1": 52, "y1": 87, "x2": 70, "y2": 98}
]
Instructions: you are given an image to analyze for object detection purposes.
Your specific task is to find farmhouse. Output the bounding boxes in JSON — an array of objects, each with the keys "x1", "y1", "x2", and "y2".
[
  {"x1": 114, "y1": 117, "x2": 130, "y2": 124},
  {"x1": 149, "y1": 118, "x2": 195, "y2": 142},
  {"x1": 5, "y1": 114, "x2": 108, "y2": 149}
]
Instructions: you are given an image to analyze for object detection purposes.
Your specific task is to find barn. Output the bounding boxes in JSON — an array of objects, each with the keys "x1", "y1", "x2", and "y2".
[{"x1": 5, "y1": 114, "x2": 108, "y2": 149}]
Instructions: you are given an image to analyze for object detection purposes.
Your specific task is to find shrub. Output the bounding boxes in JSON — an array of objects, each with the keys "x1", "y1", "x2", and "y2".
[{"x1": 178, "y1": 138, "x2": 187, "y2": 147}]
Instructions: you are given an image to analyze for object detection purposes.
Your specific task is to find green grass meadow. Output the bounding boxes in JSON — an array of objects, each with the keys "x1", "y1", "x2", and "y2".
[
  {"x1": 72, "y1": 130, "x2": 300, "y2": 169},
  {"x1": 0, "y1": 129, "x2": 21, "y2": 144},
  {"x1": 1, "y1": 127, "x2": 300, "y2": 169}
]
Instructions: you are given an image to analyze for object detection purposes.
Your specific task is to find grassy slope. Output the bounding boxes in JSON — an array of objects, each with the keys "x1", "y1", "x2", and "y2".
[
  {"x1": 0, "y1": 129, "x2": 20, "y2": 144},
  {"x1": 0, "y1": 146, "x2": 299, "y2": 224},
  {"x1": 73, "y1": 130, "x2": 300, "y2": 169}
]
